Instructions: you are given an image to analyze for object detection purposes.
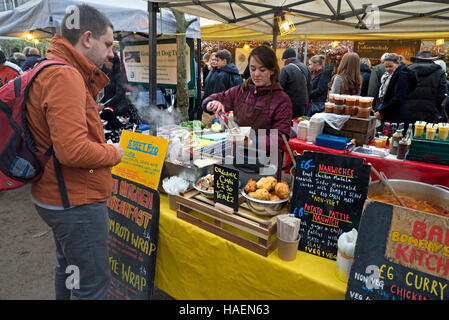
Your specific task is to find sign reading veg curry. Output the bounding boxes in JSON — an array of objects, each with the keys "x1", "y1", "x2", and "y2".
[
  {"x1": 346, "y1": 201, "x2": 449, "y2": 300},
  {"x1": 291, "y1": 151, "x2": 370, "y2": 260}
]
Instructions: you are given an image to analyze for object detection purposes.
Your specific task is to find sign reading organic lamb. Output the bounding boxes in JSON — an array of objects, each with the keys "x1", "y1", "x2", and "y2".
[
  {"x1": 346, "y1": 201, "x2": 449, "y2": 300},
  {"x1": 291, "y1": 151, "x2": 371, "y2": 260},
  {"x1": 121, "y1": 39, "x2": 194, "y2": 88},
  {"x1": 106, "y1": 174, "x2": 160, "y2": 300}
]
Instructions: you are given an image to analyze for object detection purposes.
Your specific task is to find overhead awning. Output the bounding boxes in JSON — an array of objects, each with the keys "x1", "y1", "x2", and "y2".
[
  {"x1": 0, "y1": 0, "x2": 200, "y2": 39},
  {"x1": 200, "y1": 23, "x2": 449, "y2": 41},
  {"x1": 151, "y1": 1, "x2": 449, "y2": 39}
]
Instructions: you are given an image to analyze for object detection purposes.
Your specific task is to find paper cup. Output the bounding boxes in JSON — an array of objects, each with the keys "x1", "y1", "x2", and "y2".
[
  {"x1": 277, "y1": 235, "x2": 300, "y2": 261},
  {"x1": 335, "y1": 249, "x2": 354, "y2": 282},
  {"x1": 438, "y1": 126, "x2": 448, "y2": 140}
]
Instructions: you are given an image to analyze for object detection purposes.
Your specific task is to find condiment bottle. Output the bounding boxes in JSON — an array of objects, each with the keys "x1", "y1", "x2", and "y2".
[
  {"x1": 405, "y1": 123, "x2": 413, "y2": 141},
  {"x1": 228, "y1": 111, "x2": 234, "y2": 129},
  {"x1": 389, "y1": 129, "x2": 403, "y2": 155},
  {"x1": 396, "y1": 138, "x2": 408, "y2": 160}
]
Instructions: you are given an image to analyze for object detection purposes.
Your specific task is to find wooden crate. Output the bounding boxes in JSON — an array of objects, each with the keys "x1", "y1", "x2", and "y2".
[
  {"x1": 173, "y1": 189, "x2": 284, "y2": 257},
  {"x1": 324, "y1": 116, "x2": 377, "y2": 146}
]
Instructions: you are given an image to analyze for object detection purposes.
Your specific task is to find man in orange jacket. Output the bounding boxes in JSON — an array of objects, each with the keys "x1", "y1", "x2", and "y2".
[{"x1": 25, "y1": 4, "x2": 123, "y2": 299}]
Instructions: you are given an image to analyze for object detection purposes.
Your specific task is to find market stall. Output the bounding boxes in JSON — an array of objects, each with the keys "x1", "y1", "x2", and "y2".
[{"x1": 284, "y1": 139, "x2": 449, "y2": 188}]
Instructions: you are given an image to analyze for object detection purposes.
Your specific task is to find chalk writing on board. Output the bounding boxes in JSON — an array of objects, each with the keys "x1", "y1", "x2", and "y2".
[{"x1": 291, "y1": 151, "x2": 370, "y2": 261}]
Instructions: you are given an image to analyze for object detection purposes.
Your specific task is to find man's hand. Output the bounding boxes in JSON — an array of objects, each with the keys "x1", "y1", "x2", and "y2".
[
  {"x1": 112, "y1": 143, "x2": 123, "y2": 158},
  {"x1": 97, "y1": 103, "x2": 105, "y2": 113},
  {"x1": 206, "y1": 100, "x2": 225, "y2": 114}
]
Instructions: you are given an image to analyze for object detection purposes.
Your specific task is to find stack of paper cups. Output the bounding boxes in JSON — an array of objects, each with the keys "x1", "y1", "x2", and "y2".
[{"x1": 336, "y1": 228, "x2": 358, "y2": 282}]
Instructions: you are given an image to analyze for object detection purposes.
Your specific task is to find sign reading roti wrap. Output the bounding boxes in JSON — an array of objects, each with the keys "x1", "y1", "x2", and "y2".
[{"x1": 106, "y1": 174, "x2": 160, "y2": 300}]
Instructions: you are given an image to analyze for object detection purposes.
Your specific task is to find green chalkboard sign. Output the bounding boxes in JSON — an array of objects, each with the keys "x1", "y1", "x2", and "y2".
[{"x1": 214, "y1": 164, "x2": 239, "y2": 212}]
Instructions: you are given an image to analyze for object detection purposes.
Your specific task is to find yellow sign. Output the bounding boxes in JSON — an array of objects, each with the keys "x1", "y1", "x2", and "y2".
[{"x1": 112, "y1": 130, "x2": 169, "y2": 190}]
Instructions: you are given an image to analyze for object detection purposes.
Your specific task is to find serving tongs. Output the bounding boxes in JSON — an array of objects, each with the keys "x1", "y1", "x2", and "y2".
[{"x1": 218, "y1": 111, "x2": 241, "y2": 134}]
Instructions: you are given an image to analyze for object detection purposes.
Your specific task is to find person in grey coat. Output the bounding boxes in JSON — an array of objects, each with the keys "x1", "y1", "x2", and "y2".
[
  {"x1": 407, "y1": 50, "x2": 448, "y2": 124},
  {"x1": 367, "y1": 52, "x2": 388, "y2": 110},
  {"x1": 280, "y1": 48, "x2": 311, "y2": 118}
]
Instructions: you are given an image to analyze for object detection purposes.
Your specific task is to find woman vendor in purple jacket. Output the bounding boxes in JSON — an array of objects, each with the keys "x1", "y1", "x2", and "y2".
[{"x1": 201, "y1": 45, "x2": 292, "y2": 153}]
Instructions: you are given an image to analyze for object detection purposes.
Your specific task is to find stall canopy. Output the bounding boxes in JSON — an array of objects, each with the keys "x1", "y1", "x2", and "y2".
[
  {"x1": 0, "y1": 0, "x2": 200, "y2": 39},
  {"x1": 152, "y1": 0, "x2": 449, "y2": 40}
]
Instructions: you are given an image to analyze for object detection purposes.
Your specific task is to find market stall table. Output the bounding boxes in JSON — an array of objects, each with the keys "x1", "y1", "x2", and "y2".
[
  {"x1": 154, "y1": 194, "x2": 347, "y2": 300},
  {"x1": 284, "y1": 138, "x2": 449, "y2": 188}
]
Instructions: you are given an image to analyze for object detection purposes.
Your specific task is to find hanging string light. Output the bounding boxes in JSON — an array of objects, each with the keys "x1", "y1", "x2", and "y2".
[{"x1": 277, "y1": 13, "x2": 296, "y2": 36}]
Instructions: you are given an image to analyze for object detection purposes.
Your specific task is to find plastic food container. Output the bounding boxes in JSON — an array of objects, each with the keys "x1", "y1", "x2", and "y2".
[
  {"x1": 334, "y1": 95, "x2": 345, "y2": 106},
  {"x1": 345, "y1": 96, "x2": 357, "y2": 106},
  {"x1": 325, "y1": 102, "x2": 335, "y2": 113},
  {"x1": 359, "y1": 97, "x2": 373, "y2": 108},
  {"x1": 344, "y1": 105, "x2": 354, "y2": 115},
  {"x1": 357, "y1": 106, "x2": 371, "y2": 118},
  {"x1": 333, "y1": 105, "x2": 345, "y2": 114},
  {"x1": 328, "y1": 93, "x2": 336, "y2": 103}
]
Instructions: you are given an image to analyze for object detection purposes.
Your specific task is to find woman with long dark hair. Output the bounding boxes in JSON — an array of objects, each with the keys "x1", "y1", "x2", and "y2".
[
  {"x1": 202, "y1": 45, "x2": 292, "y2": 150},
  {"x1": 330, "y1": 52, "x2": 362, "y2": 95}
]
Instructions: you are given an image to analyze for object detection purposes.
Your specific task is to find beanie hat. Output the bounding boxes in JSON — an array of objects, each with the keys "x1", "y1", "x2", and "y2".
[
  {"x1": 282, "y1": 48, "x2": 296, "y2": 60},
  {"x1": 0, "y1": 50, "x2": 6, "y2": 64}
]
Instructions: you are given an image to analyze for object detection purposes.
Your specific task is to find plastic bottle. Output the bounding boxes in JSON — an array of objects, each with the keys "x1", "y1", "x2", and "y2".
[
  {"x1": 405, "y1": 123, "x2": 413, "y2": 141},
  {"x1": 228, "y1": 111, "x2": 234, "y2": 129},
  {"x1": 389, "y1": 129, "x2": 403, "y2": 155}
]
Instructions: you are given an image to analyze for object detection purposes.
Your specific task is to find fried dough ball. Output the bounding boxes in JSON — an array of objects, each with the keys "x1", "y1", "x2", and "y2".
[
  {"x1": 248, "y1": 188, "x2": 270, "y2": 200},
  {"x1": 274, "y1": 181, "x2": 290, "y2": 199},
  {"x1": 268, "y1": 193, "x2": 281, "y2": 201},
  {"x1": 244, "y1": 179, "x2": 257, "y2": 193},
  {"x1": 256, "y1": 176, "x2": 276, "y2": 192}
]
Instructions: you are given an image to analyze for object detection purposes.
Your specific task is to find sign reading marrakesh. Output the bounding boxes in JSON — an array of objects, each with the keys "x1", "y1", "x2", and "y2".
[
  {"x1": 346, "y1": 200, "x2": 449, "y2": 300},
  {"x1": 112, "y1": 130, "x2": 169, "y2": 190}
]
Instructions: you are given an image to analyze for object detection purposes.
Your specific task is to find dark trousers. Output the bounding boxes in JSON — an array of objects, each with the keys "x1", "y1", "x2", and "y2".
[{"x1": 35, "y1": 201, "x2": 111, "y2": 300}]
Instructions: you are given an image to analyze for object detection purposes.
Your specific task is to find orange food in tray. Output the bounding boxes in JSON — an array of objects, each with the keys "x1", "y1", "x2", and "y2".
[{"x1": 369, "y1": 194, "x2": 449, "y2": 216}]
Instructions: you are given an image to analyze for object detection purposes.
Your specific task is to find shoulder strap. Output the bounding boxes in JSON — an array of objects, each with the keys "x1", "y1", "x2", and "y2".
[{"x1": 25, "y1": 60, "x2": 71, "y2": 209}]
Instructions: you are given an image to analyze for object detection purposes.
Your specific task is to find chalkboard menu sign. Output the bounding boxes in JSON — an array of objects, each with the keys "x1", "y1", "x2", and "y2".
[
  {"x1": 291, "y1": 151, "x2": 371, "y2": 260},
  {"x1": 106, "y1": 174, "x2": 160, "y2": 300},
  {"x1": 346, "y1": 201, "x2": 449, "y2": 300},
  {"x1": 214, "y1": 164, "x2": 239, "y2": 212}
]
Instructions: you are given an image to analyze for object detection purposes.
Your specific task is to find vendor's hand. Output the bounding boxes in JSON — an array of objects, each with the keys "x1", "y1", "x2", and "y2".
[
  {"x1": 97, "y1": 103, "x2": 105, "y2": 113},
  {"x1": 206, "y1": 100, "x2": 225, "y2": 114},
  {"x1": 375, "y1": 111, "x2": 383, "y2": 120}
]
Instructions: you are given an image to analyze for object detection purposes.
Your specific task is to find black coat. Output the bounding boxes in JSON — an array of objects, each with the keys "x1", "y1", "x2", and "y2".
[
  {"x1": 407, "y1": 61, "x2": 448, "y2": 123},
  {"x1": 360, "y1": 64, "x2": 371, "y2": 97},
  {"x1": 100, "y1": 53, "x2": 130, "y2": 116},
  {"x1": 377, "y1": 64, "x2": 417, "y2": 125},
  {"x1": 212, "y1": 63, "x2": 242, "y2": 94},
  {"x1": 280, "y1": 58, "x2": 311, "y2": 117},
  {"x1": 203, "y1": 67, "x2": 218, "y2": 101},
  {"x1": 309, "y1": 65, "x2": 333, "y2": 103}
]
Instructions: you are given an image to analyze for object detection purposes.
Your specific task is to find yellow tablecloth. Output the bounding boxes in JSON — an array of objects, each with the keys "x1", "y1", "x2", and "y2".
[{"x1": 155, "y1": 194, "x2": 347, "y2": 300}]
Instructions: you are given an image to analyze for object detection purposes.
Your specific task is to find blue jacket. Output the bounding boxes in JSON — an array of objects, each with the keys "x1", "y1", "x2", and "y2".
[
  {"x1": 213, "y1": 63, "x2": 242, "y2": 94},
  {"x1": 21, "y1": 54, "x2": 41, "y2": 71}
]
